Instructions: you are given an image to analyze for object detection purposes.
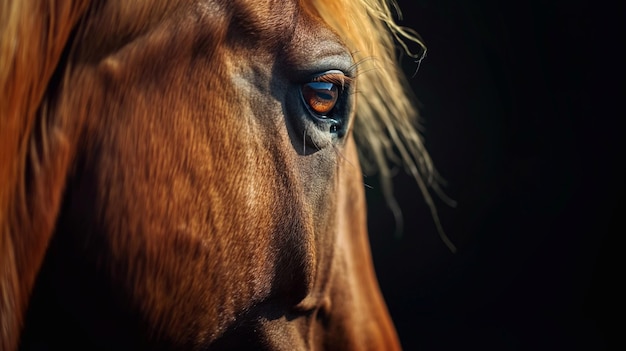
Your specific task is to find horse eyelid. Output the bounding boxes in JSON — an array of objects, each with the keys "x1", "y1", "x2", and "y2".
[{"x1": 310, "y1": 71, "x2": 354, "y2": 91}]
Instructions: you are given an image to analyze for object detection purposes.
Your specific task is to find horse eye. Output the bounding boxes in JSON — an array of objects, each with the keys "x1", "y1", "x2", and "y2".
[{"x1": 301, "y1": 82, "x2": 338, "y2": 116}]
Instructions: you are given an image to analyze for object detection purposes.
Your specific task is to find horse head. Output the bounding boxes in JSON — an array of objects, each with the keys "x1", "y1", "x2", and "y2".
[{"x1": 1, "y1": 1, "x2": 440, "y2": 349}]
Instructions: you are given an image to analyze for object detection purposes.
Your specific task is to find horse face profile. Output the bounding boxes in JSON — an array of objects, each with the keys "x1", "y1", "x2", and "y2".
[{"x1": 1, "y1": 0, "x2": 435, "y2": 349}]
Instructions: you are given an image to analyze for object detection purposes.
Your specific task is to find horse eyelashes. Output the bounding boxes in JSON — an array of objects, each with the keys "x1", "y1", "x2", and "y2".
[{"x1": 311, "y1": 71, "x2": 353, "y2": 88}]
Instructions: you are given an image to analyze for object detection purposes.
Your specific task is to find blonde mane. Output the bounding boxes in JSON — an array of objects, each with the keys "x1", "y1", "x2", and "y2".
[{"x1": 313, "y1": 0, "x2": 456, "y2": 251}]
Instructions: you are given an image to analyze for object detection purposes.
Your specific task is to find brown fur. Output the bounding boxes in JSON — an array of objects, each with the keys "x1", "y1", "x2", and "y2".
[{"x1": 1, "y1": 0, "x2": 439, "y2": 349}]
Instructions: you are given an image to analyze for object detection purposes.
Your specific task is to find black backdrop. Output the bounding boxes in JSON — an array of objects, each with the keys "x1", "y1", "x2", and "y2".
[{"x1": 366, "y1": 1, "x2": 623, "y2": 350}]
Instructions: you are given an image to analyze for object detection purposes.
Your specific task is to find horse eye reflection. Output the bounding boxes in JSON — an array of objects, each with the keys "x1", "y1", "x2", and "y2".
[{"x1": 301, "y1": 82, "x2": 338, "y2": 116}]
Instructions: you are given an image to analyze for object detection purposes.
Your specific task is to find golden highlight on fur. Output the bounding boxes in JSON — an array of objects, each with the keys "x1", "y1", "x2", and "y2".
[{"x1": 1, "y1": 0, "x2": 453, "y2": 349}]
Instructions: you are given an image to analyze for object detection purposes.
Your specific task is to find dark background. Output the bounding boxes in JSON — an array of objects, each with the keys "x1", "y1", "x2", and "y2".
[{"x1": 366, "y1": 1, "x2": 623, "y2": 350}]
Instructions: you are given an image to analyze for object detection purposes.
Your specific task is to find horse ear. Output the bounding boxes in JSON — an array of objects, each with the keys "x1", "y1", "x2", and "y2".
[{"x1": 0, "y1": 1, "x2": 89, "y2": 350}]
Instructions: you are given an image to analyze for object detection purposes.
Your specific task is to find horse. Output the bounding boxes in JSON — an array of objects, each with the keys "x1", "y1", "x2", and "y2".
[{"x1": 1, "y1": 0, "x2": 449, "y2": 349}]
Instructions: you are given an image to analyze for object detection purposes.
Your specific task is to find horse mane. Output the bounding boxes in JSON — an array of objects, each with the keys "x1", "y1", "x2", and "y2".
[
  {"x1": 1, "y1": 1, "x2": 90, "y2": 349},
  {"x1": 312, "y1": 0, "x2": 456, "y2": 251}
]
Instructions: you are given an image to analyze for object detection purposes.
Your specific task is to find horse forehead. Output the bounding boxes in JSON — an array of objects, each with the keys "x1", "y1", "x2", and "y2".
[
  {"x1": 83, "y1": 0, "x2": 346, "y2": 71},
  {"x1": 221, "y1": 0, "x2": 345, "y2": 59},
  {"x1": 224, "y1": 0, "x2": 303, "y2": 38}
]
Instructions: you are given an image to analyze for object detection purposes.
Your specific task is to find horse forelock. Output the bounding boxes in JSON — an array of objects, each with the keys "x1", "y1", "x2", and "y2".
[
  {"x1": 312, "y1": 0, "x2": 456, "y2": 250},
  {"x1": 1, "y1": 1, "x2": 91, "y2": 350}
]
